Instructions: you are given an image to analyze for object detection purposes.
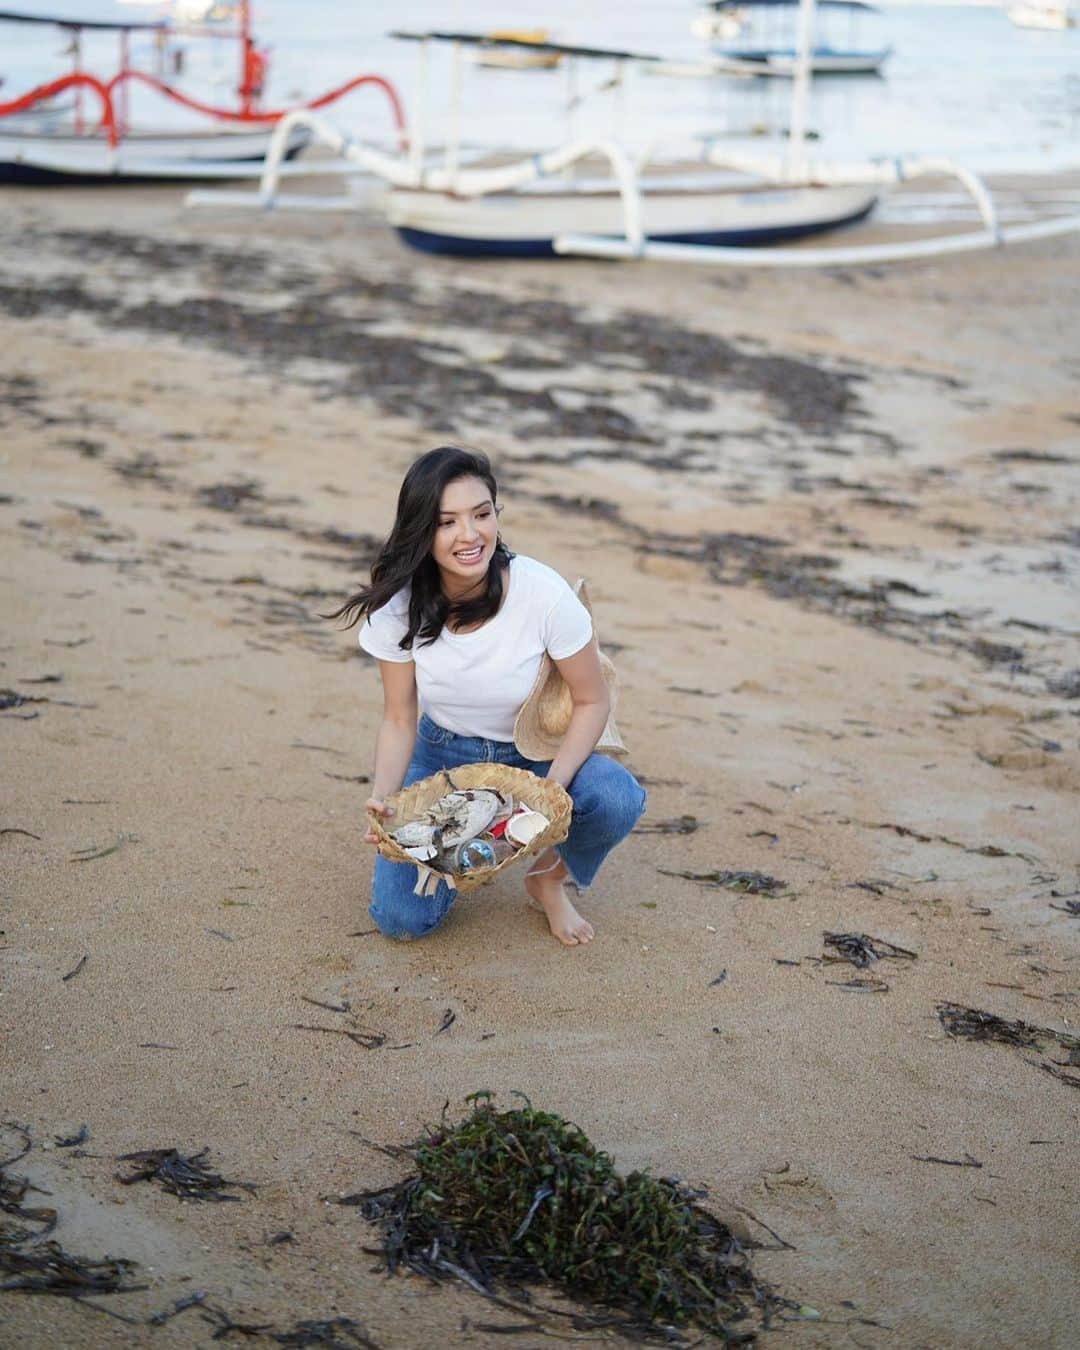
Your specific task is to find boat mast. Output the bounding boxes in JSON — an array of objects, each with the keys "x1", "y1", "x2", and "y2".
[
  {"x1": 447, "y1": 39, "x2": 462, "y2": 185},
  {"x1": 410, "y1": 38, "x2": 429, "y2": 178},
  {"x1": 119, "y1": 28, "x2": 130, "y2": 133},
  {"x1": 237, "y1": 0, "x2": 254, "y2": 114},
  {"x1": 71, "y1": 24, "x2": 83, "y2": 132},
  {"x1": 787, "y1": 0, "x2": 816, "y2": 179}
]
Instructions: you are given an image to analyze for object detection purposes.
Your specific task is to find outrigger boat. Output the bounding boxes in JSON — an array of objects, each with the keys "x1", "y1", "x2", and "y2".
[
  {"x1": 185, "y1": 2, "x2": 1080, "y2": 269},
  {"x1": 381, "y1": 31, "x2": 876, "y2": 256},
  {"x1": 0, "y1": 3, "x2": 404, "y2": 183},
  {"x1": 189, "y1": 30, "x2": 876, "y2": 255},
  {"x1": 700, "y1": 0, "x2": 892, "y2": 75},
  {"x1": 1007, "y1": 0, "x2": 1075, "y2": 28},
  {"x1": 474, "y1": 30, "x2": 563, "y2": 70}
]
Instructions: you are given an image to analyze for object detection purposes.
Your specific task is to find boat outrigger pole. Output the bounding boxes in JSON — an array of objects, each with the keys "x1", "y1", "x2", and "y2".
[
  {"x1": 787, "y1": 0, "x2": 815, "y2": 178},
  {"x1": 551, "y1": 0, "x2": 1080, "y2": 263}
]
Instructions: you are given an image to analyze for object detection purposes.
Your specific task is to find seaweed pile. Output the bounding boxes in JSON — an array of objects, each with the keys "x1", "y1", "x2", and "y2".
[
  {"x1": 823, "y1": 933, "x2": 917, "y2": 969},
  {"x1": 115, "y1": 1147, "x2": 257, "y2": 1202},
  {"x1": 348, "y1": 1093, "x2": 781, "y2": 1343},
  {"x1": 1, "y1": 1124, "x2": 144, "y2": 1311},
  {"x1": 1, "y1": 1242, "x2": 144, "y2": 1303},
  {"x1": 937, "y1": 1003, "x2": 1080, "y2": 1088},
  {"x1": 1, "y1": 1125, "x2": 56, "y2": 1249}
]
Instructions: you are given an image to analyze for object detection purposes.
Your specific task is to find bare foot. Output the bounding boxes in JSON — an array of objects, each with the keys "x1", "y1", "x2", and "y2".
[{"x1": 524, "y1": 850, "x2": 595, "y2": 947}]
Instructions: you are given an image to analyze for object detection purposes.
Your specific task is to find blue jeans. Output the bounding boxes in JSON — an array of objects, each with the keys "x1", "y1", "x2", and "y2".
[{"x1": 369, "y1": 714, "x2": 647, "y2": 941}]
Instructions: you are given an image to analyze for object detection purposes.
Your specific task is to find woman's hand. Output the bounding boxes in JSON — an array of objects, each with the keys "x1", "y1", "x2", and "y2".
[
  {"x1": 544, "y1": 639, "x2": 611, "y2": 790},
  {"x1": 364, "y1": 795, "x2": 395, "y2": 845}
]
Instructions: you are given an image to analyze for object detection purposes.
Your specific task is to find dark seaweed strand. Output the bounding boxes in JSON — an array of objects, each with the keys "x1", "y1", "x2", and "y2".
[
  {"x1": 114, "y1": 1147, "x2": 257, "y2": 1202},
  {"x1": 1, "y1": 1130, "x2": 58, "y2": 1245},
  {"x1": 348, "y1": 1094, "x2": 783, "y2": 1342},
  {"x1": 270, "y1": 1317, "x2": 382, "y2": 1348},
  {"x1": 0, "y1": 1241, "x2": 145, "y2": 1300},
  {"x1": 823, "y1": 933, "x2": 917, "y2": 969},
  {"x1": 936, "y1": 1003, "x2": 1080, "y2": 1052}
]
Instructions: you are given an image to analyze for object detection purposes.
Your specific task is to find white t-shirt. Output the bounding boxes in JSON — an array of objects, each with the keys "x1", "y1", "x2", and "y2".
[{"x1": 358, "y1": 555, "x2": 593, "y2": 741}]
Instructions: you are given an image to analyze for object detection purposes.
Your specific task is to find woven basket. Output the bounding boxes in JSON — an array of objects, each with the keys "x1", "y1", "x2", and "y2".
[{"x1": 368, "y1": 762, "x2": 572, "y2": 895}]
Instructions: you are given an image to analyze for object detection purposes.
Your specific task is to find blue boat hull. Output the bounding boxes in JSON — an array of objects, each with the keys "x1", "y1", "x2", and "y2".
[{"x1": 395, "y1": 198, "x2": 876, "y2": 258}]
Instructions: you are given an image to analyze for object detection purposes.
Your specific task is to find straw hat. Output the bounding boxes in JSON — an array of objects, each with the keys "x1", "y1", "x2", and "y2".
[
  {"x1": 369, "y1": 763, "x2": 572, "y2": 896},
  {"x1": 513, "y1": 579, "x2": 627, "y2": 761}
]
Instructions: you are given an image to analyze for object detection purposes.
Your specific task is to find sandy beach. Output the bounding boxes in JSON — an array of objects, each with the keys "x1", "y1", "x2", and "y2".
[{"x1": 1, "y1": 181, "x2": 1078, "y2": 1348}]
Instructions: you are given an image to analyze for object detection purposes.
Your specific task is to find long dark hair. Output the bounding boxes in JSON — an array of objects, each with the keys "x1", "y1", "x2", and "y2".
[{"x1": 327, "y1": 446, "x2": 512, "y2": 649}]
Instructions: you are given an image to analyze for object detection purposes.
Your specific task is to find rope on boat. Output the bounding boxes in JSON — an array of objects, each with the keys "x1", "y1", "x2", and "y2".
[
  {"x1": 0, "y1": 69, "x2": 407, "y2": 155},
  {"x1": 0, "y1": 72, "x2": 119, "y2": 147},
  {"x1": 100, "y1": 69, "x2": 408, "y2": 151}
]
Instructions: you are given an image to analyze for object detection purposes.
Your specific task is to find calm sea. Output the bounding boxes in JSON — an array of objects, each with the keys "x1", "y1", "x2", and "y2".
[{"x1": 4, "y1": 1, "x2": 1079, "y2": 168}]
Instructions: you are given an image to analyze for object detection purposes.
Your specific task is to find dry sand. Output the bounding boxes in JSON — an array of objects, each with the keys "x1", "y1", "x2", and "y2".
[{"x1": 1, "y1": 182, "x2": 1078, "y2": 1349}]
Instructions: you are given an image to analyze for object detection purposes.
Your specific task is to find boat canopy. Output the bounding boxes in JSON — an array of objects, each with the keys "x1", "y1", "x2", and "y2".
[
  {"x1": 389, "y1": 30, "x2": 663, "y2": 64},
  {"x1": 0, "y1": 7, "x2": 167, "y2": 29}
]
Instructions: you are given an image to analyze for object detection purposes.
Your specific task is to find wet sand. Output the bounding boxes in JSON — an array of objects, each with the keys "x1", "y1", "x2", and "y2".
[{"x1": 1, "y1": 182, "x2": 1078, "y2": 1348}]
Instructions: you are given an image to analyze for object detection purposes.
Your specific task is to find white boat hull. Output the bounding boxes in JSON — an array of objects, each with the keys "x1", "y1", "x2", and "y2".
[
  {"x1": 387, "y1": 179, "x2": 878, "y2": 257},
  {"x1": 723, "y1": 47, "x2": 891, "y2": 75},
  {"x1": 475, "y1": 49, "x2": 561, "y2": 69},
  {"x1": 1007, "y1": 2, "x2": 1073, "y2": 26},
  {"x1": 0, "y1": 123, "x2": 312, "y2": 182}
]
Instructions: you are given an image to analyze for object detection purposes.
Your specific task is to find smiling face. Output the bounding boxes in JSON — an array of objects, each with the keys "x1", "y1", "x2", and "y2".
[{"x1": 430, "y1": 474, "x2": 499, "y2": 594}]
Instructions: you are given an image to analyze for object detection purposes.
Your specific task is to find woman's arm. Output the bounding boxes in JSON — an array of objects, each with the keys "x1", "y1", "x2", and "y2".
[
  {"x1": 545, "y1": 638, "x2": 611, "y2": 789},
  {"x1": 364, "y1": 659, "x2": 418, "y2": 842}
]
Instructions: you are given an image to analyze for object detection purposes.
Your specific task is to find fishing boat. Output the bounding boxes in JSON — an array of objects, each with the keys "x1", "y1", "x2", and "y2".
[
  {"x1": 704, "y1": 0, "x2": 892, "y2": 75},
  {"x1": 377, "y1": 31, "x2": 876, "y2": 256},
  {"x1": 1006, "y1": 0, "x2": 1074, "y2": 28},
  {"x1": 185, "y1": 8, "x2": 1080, "y2": 269},
  {"x1": 0, "y1": 3, "x2": 404, "y2": 183},
  {"x1": 690, "y1": 5, "x2": 748, "y2": 41},
  {"x1": 474, "y1": 30, "x2": 563, "y2": 70}
]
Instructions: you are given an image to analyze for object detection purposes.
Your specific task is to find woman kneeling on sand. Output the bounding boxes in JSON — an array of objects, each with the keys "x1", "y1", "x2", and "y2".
[{"x1": 330, "y1": 446, "x2": 645, "y2": 946}]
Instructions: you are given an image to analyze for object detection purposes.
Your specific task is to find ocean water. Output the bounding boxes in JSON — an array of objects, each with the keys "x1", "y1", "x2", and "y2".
[{"x1": 4, "y1": 1, "x2": 1079, "y2": 169}]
